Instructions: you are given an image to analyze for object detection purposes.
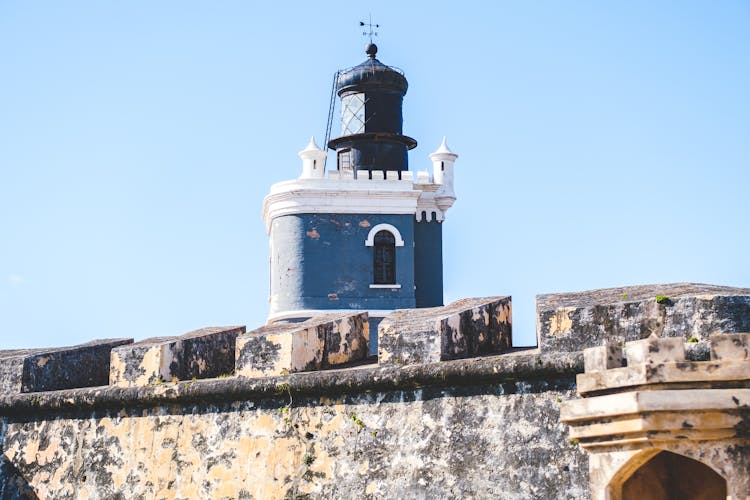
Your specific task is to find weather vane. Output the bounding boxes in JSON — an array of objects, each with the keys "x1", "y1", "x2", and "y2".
[{"x1": 359, "y1": 15, "x2": 379, "y2": 43}]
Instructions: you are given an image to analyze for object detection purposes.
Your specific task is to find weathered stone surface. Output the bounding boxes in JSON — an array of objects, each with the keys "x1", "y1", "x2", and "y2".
[
  {"x1": 563, "y1": 334, "x2": 750, "y2": 499},
  {"x1": 577, "y1": 359, "x2": 750, "y2": 395},
  {"x1": 624, "y1": 335, "x2": 685, "y2": 366},
  {"x1": 0, "y1": 339, "x2": 132, "y2": 394},
  {"x1": 685, "y1": 340, "x2": 711, "y2": 361},
  {"x1": 577, "y1": 334, "x2": 750, "y2": 395},
  {"x1": 236, "y1": 312, "x2": 369, "y2": 378},
  {"x1": 0, "y1": 351, "x2": 587, "y2": 500},
  {"x1": 378, "y1": 296, "x2": 512, "y2": 365},
  {"x1": 584, "y1": 344, "x2": 623, "y2": 372},
  {"x1": 537, "y1": 283, "x2": 750, "y2": 352},
  {"x1": 711, "y1": 332, "x2": 750, "y2": 360},
  {"x1": 563, "y1": 387, "x2": 750, "y2": 427},
  {"x1": 110, "y1": 326, "x2": 244, "y2": 387},
  {"x1": 0, "y1": 349, "x2": 582, "y2": 414}
]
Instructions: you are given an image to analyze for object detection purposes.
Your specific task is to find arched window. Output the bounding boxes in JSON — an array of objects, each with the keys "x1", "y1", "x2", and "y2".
[
  {"x1": 364, "y1": 224, "x2": 403, "y2": 288},
  {"x1": 373, "y1": 230, "x2": 396, "y2": 284}
]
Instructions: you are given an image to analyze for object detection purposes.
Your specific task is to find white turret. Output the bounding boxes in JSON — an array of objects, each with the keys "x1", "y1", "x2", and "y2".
[
  {"x1": 429, "y1": 137, "x2": 458, "y2": 210},
  {"x1": 298, "y1": 137, "x2": 328, "y2": 179}
]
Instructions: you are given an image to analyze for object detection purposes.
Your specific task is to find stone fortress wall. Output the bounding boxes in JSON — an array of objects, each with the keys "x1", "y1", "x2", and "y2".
[{"x1": 1, "y1": 283, "x2": 748, "y2": 499}]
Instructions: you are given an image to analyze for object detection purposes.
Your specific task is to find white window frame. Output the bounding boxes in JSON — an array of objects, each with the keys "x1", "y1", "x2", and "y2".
[
  {"x1": 364, "y1": 224, "x2": 405, "y2": 247},
  {"x1": 365, "y1": 223, "x2": 403, "y2": 289}
]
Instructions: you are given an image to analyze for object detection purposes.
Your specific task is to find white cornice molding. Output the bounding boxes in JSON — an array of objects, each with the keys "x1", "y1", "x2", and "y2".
[{"x1": 262, "y1": 177, "x2": 449, "y2": 232}]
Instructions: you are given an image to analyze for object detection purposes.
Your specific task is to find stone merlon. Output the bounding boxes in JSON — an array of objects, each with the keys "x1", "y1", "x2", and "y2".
[
  {"x1": 537, "y1": 282, "x2": 750, "y2": 352},
  {"x1": 378, "y1": 296, "x2": 512, "y2": 365},
  {"x1": 110, "y1": 326, "x2": 245, "y2": 387},
  {"x1": 0, "y1": 338, "x2": 132, "y2": 394},
  {"x1": 235, "y1": 312, "x2": 369, "y2": 377}
]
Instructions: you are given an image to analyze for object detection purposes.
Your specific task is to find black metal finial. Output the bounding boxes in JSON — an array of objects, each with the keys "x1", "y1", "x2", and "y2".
[{"x1": 359, "y1": 15, "x2": 379, "y2": 44}]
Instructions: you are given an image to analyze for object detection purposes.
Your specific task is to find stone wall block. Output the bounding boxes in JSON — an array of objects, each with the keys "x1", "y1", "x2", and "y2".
[
  {"x1": 109, "y1": 343, "x2": 165, "y2": 388},
  {"x1": 234, "y1": 328, "x2": 292, "y2": 379},
  {"x1": 710, "y1": 333, "x2": 750, "y2": 361},
  {"x1": 379, "y1": 296, "x2": 512, "y2": 366},
  {"x1": 236, "y1": 312, "x2": 369, "y2": 378},
  {"x1": 323, "y1": 312, "x2": 369, "y2": 365},
  {"x1": 583, "y1": 344, "x2": 623, "y2": 373},
  {"x1": 536, "y1": 283, "x2": 750, "y2": 352},
  {"x1": 163, "y1": 326, "x2": 245, "y2": 380},
  {"x1": 109, "y1": 326, "x2": 245, "y2": 387},
  {"x1": 0, "y1": 339, "x2": 133, "y2": 394},
  {"x1": 625, "y1": 336, "x2": 685, "y2": 366}
]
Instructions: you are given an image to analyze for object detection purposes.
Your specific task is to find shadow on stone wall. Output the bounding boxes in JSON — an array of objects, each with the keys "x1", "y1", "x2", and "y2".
[{"x1": 0, "y1": 456, "x2": 39, "y2": 500}]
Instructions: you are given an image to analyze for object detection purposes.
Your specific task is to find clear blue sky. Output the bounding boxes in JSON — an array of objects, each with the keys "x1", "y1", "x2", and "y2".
[{"x1": 1, "y1": 1, "x2": 748, "y2": 349}]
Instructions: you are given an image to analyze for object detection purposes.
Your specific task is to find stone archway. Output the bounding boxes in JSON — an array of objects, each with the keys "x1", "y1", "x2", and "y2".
[{"x1": 611, "y1": 450, "x2": 727, "y2": 500}]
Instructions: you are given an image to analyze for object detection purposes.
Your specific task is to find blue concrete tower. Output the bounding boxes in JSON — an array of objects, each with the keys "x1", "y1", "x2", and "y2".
[{"x1": 262, "y1": 44, "x2": 458, "y2": 354}]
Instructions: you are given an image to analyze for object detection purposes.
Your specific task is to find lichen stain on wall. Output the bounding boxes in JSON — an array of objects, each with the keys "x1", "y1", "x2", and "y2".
[{"x1": 548, "y1": 308, "x2": 576, "y2": 337}]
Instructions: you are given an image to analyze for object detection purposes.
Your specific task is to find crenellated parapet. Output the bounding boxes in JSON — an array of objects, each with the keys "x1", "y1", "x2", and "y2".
[
  {"x1": 563, "y1": 333, "x2": 750, "y2": 444},
  {"x1": 262, "y1": 163, "x2": 452, "y2": 231},
  {"x1": 3, "y1": 283, "x2": 750, "y2": 499},
  {"x1": 561, "y1": 333, "x2": 750, "y2": 499},
  {"x1": 0, "y1": 297, "x2": 511, "y2": 396}
]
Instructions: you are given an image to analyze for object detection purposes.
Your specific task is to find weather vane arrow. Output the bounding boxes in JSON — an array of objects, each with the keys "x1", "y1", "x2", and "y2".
[{"x1": 360, "y1": 15, "x2": 379, "y2": 43}]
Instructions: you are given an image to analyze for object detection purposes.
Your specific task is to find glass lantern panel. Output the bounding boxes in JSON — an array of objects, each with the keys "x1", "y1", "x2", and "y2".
[{"x1": 341, "y1": 93, "x2": 365, "y2": 136}]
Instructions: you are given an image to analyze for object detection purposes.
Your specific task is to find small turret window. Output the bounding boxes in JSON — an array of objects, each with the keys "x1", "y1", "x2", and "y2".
[
  {"x1": 373, "y1": 230, "x2": 396, "y2": 284},
  {"x1": 338, "y1": 148, "x2": 352, "y2": 174}
]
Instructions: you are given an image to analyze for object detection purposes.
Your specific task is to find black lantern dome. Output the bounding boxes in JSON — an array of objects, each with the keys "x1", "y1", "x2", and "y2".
[
  {"x1": 335, "y1": 44, "x2": 409, "y2": 95},
  {"x1": 328, "y1": 44, "x2": 417, "y2": 173}
]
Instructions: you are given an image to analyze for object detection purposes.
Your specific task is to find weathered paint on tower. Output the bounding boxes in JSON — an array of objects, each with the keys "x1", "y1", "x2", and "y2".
[{"x1": 263, "y1": 45, "x2": 458, "y2": 354}]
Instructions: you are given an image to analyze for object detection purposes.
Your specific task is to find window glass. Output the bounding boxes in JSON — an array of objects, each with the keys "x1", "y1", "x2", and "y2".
[
  {"x1": 373, "y1": 230, "x2": 396, "y2": 284},
  {"x1": 341, "y1": 93, "x2": 365, "y2": 136},
  {"x1": 338, "y1": 148, "x2": 352, "y2": 174}
]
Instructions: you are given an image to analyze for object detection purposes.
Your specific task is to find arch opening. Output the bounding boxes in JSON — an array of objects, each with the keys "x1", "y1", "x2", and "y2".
[{"x1": 614, "y1": 450, "x2": 727, "y2": 500}]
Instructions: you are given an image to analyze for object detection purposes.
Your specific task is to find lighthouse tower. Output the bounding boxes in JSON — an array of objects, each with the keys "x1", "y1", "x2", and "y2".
[{"x1": 262, "y1": 44, "x2": 458, "y2": 354}]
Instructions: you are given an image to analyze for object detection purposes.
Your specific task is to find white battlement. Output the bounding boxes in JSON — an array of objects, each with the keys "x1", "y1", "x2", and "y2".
[{"x1": 263, "y1": 137, "x2": 459, "y2": 232}]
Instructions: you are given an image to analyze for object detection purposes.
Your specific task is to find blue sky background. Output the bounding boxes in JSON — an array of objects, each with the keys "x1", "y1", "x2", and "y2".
[{"x1": 1, "y1": 1, "x2": 748, "y2": 349}]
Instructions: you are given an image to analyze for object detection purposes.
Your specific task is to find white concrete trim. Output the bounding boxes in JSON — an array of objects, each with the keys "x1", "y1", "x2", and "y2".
[
  {"x1": 261, "y1": 177, "x2": 451, "y2": 232},
  {"x1": 364, "y1": 223, "x2": 405, "y2": 247},
  {"x1": 369, "y1": 284, "x2": 401, "y2": 289},
  {"x1": 267, "y1": 308, "x2": 394, "y2": 323}
]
